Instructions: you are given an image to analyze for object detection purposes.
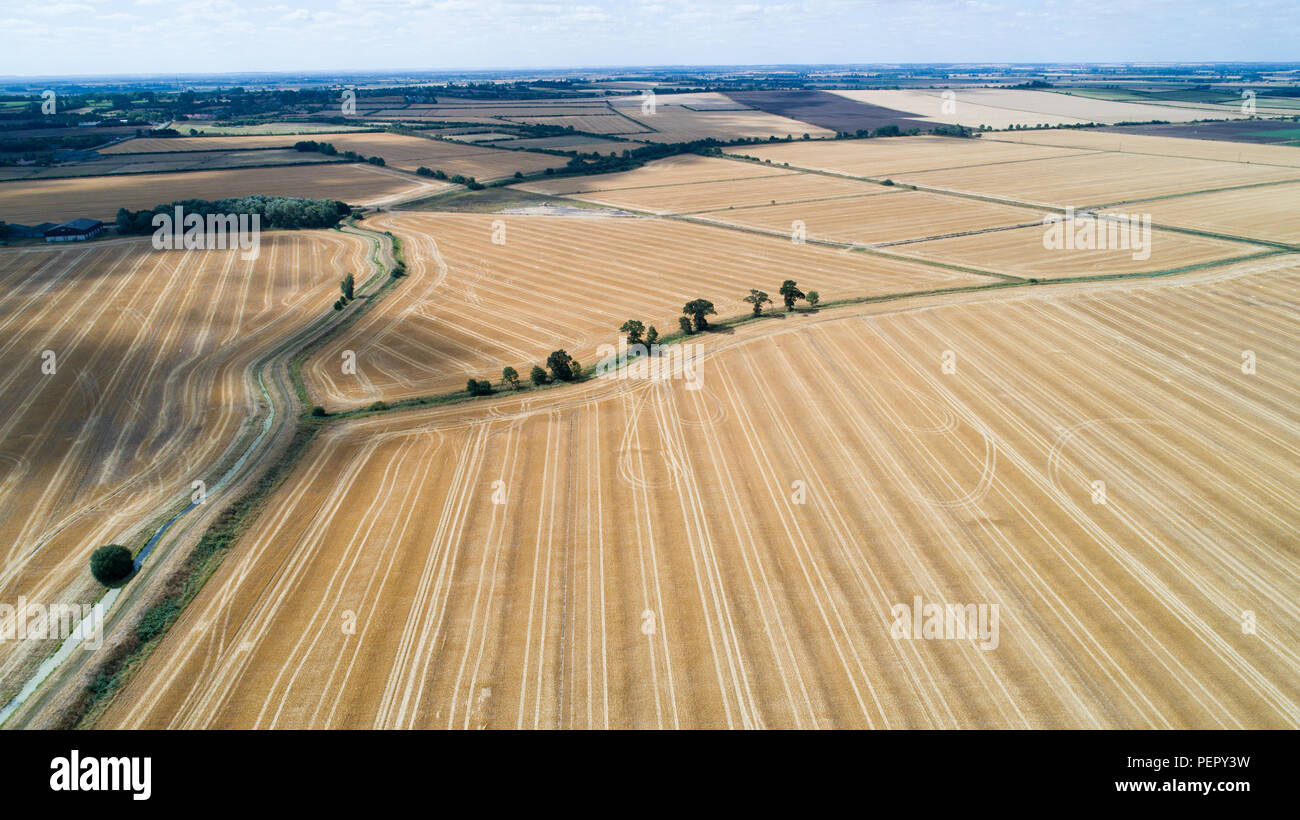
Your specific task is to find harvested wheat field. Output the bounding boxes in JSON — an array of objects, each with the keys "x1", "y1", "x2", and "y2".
[
  {"x1": 827, "y1": 89, "x2": 1241, "y2": 129},
  {"x1": 101, "y1": 255, "x2": 1300, "y2": 729},
  {"x1": 290, "y1": 132, "x2": 568, "y2": 180},
  {"x1": 894, "y1": 152, "x2": 1300, "y2": 209},
  {"x1": 696, "y1": 190, "x2": 1046, "y2": 245},
  {"x1": 557, "y1": 172, "x2": 895, "y2": 215},
  {"x1": 301, "y1": 211, "x2": 983, "y2": 409},
  {"x1": 0, "y1": 164, "x2": 441, "y2": 224},
  {"x1": 516, "y1": 154, "x2": 798, "y2": 195},
  {"x1": 893, "y1": 223, "x2": 1267, "y2": 278},
  {"x1": 0, "y1": 231, "x2": 375, "y2": 703},
  {"x1": 1100, "y1": 182, "x2": 1300, "y2": 246},
  {"x1": 608, "y1": 107, "x2": 834, "y2": 142},
  {"x1": 0, "y1": 150, "x2": 343, "y2": 182},
  {"x1": 502, "y1": 113, "x2": 651, "y2": 135},
  {"x1": 984, "y1": 130, "x2": 1300, "y2": 168},
  {"x1": 99, "y1": 135, "x2": 306, "y2": 153},
  {"x1": 731, "y1": 135, "x2": 1099, "y2": 179}
]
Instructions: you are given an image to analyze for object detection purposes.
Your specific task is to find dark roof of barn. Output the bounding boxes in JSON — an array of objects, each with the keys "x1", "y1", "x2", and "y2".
[{"x1": 56, "y1": 218, "x2": 104, "y2": 231}]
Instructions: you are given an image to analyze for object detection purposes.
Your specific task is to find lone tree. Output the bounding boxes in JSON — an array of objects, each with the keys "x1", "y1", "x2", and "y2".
[
  {"x1": 89, "y1": 544, "x2": 134, "y2": 586},
  {"x1": 645, "y1": 325, "x2": 659, "y2": 349},
  {"x1": 547, "y1": 349, "x2": 576, "y2": 382},
  {"x1": 530, "y1": 365, "x2": 549, "y2": 386},
  {"x1": 779, "y1": 279, "x2": 805, "y2": 311},
  {"x1": 682, "y1": 299, "x2": 717, "y2": 332},
  {"x1": 502, "y1": 366, "x2": 520, "y2": 390},
  {"x1": 619, "y1": 319, "x2": 646, "y2": 349},
  {"x1": 341, "y1": 273, "x2": 355, "y2": 301},
  {"x1": 743, "y1": 289, "x2": 772, "y2": 316},
  {"x1": 807, "y1": 291, "x2": 820, "y2": 308}
]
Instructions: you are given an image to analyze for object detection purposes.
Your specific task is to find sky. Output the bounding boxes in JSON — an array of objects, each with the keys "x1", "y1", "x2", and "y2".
[{"x1": 0, "y1": 0, "x2": 1297, "y2": 77}]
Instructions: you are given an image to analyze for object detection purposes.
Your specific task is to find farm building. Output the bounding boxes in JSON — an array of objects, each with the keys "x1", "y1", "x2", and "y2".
[
  {"x1": 5, "y1": 222, "x2": 56, "y2": 238},
  {"x1": 43, "y1": 218, "x2": 105, "y2": 242}
]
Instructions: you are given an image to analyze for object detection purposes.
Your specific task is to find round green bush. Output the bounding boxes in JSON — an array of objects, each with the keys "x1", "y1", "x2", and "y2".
[{"x1": 89, "y1": 544, "x2": 134, "y2": 586}]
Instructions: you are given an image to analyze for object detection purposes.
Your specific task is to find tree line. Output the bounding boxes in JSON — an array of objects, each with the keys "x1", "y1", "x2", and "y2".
[{"x1": 115, "y1": 195, "x2": 353, "y2": 234}]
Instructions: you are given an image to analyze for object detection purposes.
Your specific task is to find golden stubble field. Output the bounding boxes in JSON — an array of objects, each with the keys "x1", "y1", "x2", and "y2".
[
  {"x1": 893, "y1": 152, "x2": 1300, "y2": 209},
  {"x1": 300, "y1": 211, "x2": 985, "y2": 409},
  {"x1": 891, "y1": 224, "x2": 1268, "y2": 279},
  {"x1": 279, "y1": 132, "x2": 569, "y2": 180},
  {"x1": 0, "y1": 232, "x2": 375, "y2": 702},
  {"x1": 1100, "y1": 182, "x2": 1300, "y2": 246},
  {"x1": 516, "y1": 153, "x2": 799, "y2": 194},
  {"x1": 0, "y1": 164, "x2": 443, "y2": 224},
  {"x1": 101, "y1": 255, "x2": 1300, "y2": 729},
  {"x1": 695, "y1": 189, "x2": 1047, "y2": 245}
]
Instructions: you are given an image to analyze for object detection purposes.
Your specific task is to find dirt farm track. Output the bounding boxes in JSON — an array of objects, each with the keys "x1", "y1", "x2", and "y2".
[
  {"x1": 0, "y1": 231, "x2": 377, "y2": 707},
  {"x1": 103, "y1": 257, "x2": 1300, "y2": 729}
]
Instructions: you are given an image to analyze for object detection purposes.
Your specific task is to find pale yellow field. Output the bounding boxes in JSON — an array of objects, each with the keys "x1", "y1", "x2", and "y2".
[
  {"x1": 731, "y1": 135, "x2": 1099, "y2": 178},
  {"x1": 301, "y1": 211, "x2": 984, "y2": 409},
  {"x1": 502, "y1": 114, "x2": 651, "y2": 135},
  {"x1": 894, "y1": 223, "x2": 1265, "y2": 278},
  {"x1": 516, "y1": 154, "x2": 797, "y2": 195},
  {"x1": 102, "y1": 256, "x2": 1300, "y2": 729},
  {"x1": 100, "y1": 135, "x2": 304, "y2": 153},
  {"x1": 0, "y1": 164, "x2": 439, "y2": 224},
  {"x1": 697, "y1": 190, "x2": 1047, "y2": 245},
  {"x1": 611, "y1": 107, "x2": 835, "y2": 142},
  {"x1": 181, "y1": 123, "x2": 377, "y2": 136},
  {"x1": 558, "y1": 172, "x2": 896, "y2": 214},
  {"x1": 1101, "y1": 182, "x2": 1300, "y2": 245},
  {"x1": 985, "y1": 130, "x2": 1300, "y2": 168},
  {"x1": 895, "y1": 152, "x2": 1300, "y2": 208},
  {"x1": 0, "y1": 232, "x2": 375, "y2": 703},
  {"x1": 828, "y1": 88, "x2": 1246, "y2": 129}
]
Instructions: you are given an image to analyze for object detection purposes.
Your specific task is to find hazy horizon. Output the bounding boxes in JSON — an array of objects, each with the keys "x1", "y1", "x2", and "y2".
[{"x1": 2, "y1": 0, "x2": 1298, "y2": 77}]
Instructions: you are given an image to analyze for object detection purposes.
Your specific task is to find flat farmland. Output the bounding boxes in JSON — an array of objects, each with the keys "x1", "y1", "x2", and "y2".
[
  {"x1": 0, "y1": 164, "x2": 440, "y2": 224},
  {"x1": 608, "y1": 107, "x2": 834, "y2": 142},
  {"x1": 102, "y1": 256, "x2": 1300, "y2": 728},
  {"x1": 99, "y1": 136, "x2": 304, "y2": 153},
  {"x1": 181, "y1": 123, "x2": 377, "y2": 136},
  {"x1": 894, "y1": 152, "x2": 1300, "y2": 208},
  {"x1": 485, "y1": 135, "x2": 631, "y2": 151},
  {"x1": 0, "y1": 231, "x2": 375, "y2": 701},
  {"x1": 1101, "y1": 182, "x2": 1300, "y2": 245},
  {"x1": 301, "y1": 211, "x2": 983, "y2": 409},
  {"x1": 502, "y1": 114, "x2": 651, "y2": 135},
  {"x1": 0, "y1": 150, "x2": 340, "y2": 182},
  {"x1": 558, "y1": 172, "x2": 896, "y2": 214},
  {"x1": 730, "y1": 135, "x2": 1098, "y2": 179},
  {"x1": 293, "y1": 132, "x2": 567, "y2": 180},
  {"x1": 984, "y1": 130, "x2": 1300, "y2": 168},
  {"x1": 516, "y1": 154, "x2": 798, "y2": 195},
  {"x1": 827, "y1": 89, "x2": 1243, "y2": 128},
  {"x1": 893, "y1": 223, "x2": 1265, "y2": 278},
  {"x1": 696, "y1": 190, "x2": 1047, "y2": 245}
]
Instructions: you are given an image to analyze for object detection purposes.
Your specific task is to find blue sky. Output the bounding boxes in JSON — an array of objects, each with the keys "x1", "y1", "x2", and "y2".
[{"x1": 1, "y1": 0, "x2": 1296, "y2": 77}]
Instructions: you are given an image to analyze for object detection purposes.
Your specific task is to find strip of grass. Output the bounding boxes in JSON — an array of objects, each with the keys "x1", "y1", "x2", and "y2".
[{"x1": 65, "y1": 419, "x2": 324, "y2": 729}]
